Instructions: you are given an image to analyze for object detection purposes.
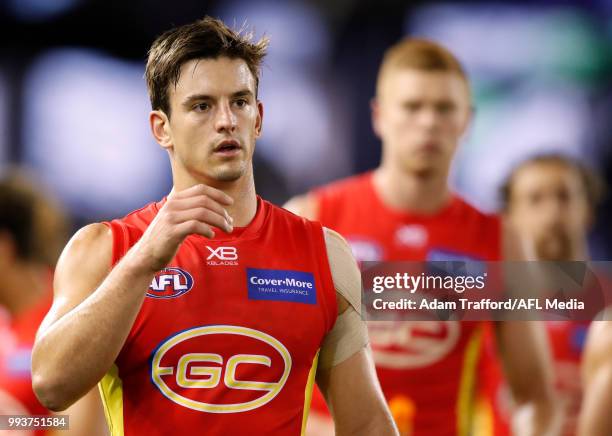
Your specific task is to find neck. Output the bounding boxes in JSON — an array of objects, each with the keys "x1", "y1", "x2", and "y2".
[
  {"x1": 0, "y1": 263, "x2": 46, "y2": 317},
  {"x1": 172, "y1": 166, "x2": 258, "y2": 228},
  {"x1": 373, "y1": 162, "x2": 452, "y2": 214}
]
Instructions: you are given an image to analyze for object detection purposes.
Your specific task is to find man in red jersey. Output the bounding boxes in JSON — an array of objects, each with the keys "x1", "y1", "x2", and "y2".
[
  {"x1": 486, "y1": 154, "x2": 605, "y2": 436},
  {"x1": 286, "y1": 39, "x2": 557, "y2": 436},
  {"x1": 578, "y1": 314, "x2": 612, "y2": 436},
  {"x1": 0, "y1": 173, "x2": 107, "y2": 436},
  {"x1": 30, "y1": 17, "x2": 397, "y2": 436}
]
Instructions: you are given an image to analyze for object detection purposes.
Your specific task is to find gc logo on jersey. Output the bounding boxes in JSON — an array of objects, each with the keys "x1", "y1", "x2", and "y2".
[
  {"x1": 369, "y1": 321, "x2": 461, "y2": 369},
  {"x1": 151, "y1": 325, "x2": 292, "y2": 413},
  {"x1": 147, "y1": 268, "x2": 194, "y2": 299}
]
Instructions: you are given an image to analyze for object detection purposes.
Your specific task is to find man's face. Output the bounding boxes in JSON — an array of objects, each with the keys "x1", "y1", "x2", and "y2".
[
  {"x1": 507, "y1": 161, "x2": 591, "y2": 261},
  {"x1": 372, "y1": 69, "x2": 471, "y2": 176},
  {"x1": 163, "y1": 57, "x2": 262, "y2": 183}
]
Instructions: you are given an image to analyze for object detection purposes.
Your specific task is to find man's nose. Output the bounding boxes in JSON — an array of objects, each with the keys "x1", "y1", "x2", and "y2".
[
  {"x1": 416, "y1": 108, "x2": 439, "y2": 130},
  {"x1": 540, "y1": 197, "x2": 565, "y2": 225},
  {"x1": 215, "y1": 102, "x2": 237, "y2": 132}
]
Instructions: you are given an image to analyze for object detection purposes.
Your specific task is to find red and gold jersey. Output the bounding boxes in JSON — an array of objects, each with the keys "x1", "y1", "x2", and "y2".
[
  {"x1": 547, "y1": 320, "x2": 589, "y2": 435},
  {"x1": 477, "y1": 320, "x2": 590, "y2": 436},
  {"x1": 99, "y1": 196, "x2": 337, "y2": 436},
  {"x1": 311, "y1": 172, "x2": 501, "y2": 436},
  {"x1": 0, "y1": 274, "x2": 53, "y2": 436}
]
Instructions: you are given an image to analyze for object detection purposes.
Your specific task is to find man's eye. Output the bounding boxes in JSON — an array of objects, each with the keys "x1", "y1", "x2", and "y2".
[
  {"x1": 234, "y1": 99, "x2": 247, "y2": 108},
  {"x1": 437, "y1": 102, "x2": 455, "y2": 114},
  {"x1": 194, "y1": 103, "x2": 210, "y2": 112},
  {"x1": 403, "y1": 102, "x2": 421, "y2": 112}
]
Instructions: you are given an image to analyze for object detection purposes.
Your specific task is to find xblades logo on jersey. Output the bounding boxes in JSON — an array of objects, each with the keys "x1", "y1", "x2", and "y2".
[{"x1": 206, "y1": 246, "x2": 239, "y2": 266}]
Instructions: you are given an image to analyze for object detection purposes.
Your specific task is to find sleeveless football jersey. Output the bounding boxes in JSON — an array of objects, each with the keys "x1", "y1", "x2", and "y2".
[
  {"x1": 99, "y1": 196, "x2": 337, "y2": 436},
  {"x1": 311, "y1": 172, "x2": 501, "y2": 436},
  {"x1": 476, "y1": 320, "x2": 590, "y2": 436},
  {"x1": 547, "y1": 320, "x2": 590, "y2": 436}
]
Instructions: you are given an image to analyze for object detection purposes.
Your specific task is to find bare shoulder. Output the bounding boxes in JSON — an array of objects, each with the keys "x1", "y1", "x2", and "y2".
[
  {"x1": 39, "y1": 223, "x2": 113, "y2": 336},
  {"x1": 585, "y1": 320, "x2": 612, "y2": 373},
  {"x1": 323, "y1": 226, "x2": 349, "y2": 247},
  {"x1": 55, "y1": 223, "x2": 113, "y2": 286},
  {"x1": 323, "y1": 227, "x2": 360, "y2": 315},
  {"x1": 282, "y1": 193, "x2": 319, "y2": 220}
]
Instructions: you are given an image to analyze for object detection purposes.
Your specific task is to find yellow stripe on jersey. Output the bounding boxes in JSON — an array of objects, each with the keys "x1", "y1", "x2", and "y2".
[
  {"x1": 472, "y1": 394, "x2": 495, "y2": 436},
  {"x1": 301, "y1": 350, "x2": 320, "y2": 436},
  {"x1": 98, "y1": 363, "x2": 124, "y2": 436},
  {"x1": 457, "y1": 325, "x2": 484, "y2": 436}
]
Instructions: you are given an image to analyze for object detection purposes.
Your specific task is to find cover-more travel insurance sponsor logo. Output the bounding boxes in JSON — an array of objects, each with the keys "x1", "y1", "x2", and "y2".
[
  {"x1": 247, "y1": 268, "x2": 317, "y2": 305},
  {"x1": 151, "y1": 325, "x2": 292, "y2": 413}
]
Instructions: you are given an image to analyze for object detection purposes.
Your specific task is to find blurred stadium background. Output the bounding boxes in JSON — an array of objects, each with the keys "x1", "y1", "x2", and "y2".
[{"x1": 0, "y1": 0, "x2": 610, "y2": 257}]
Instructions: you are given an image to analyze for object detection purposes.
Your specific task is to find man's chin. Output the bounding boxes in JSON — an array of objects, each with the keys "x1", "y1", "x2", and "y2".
[
  {"x1": 209, "y1": 164, "x2": 246, "y2": 183},
  {"x1": 535, "y1": 235, "x2": 573, "y2": 261},
  {"x1": 401, "y1": 155, "x2": 449, "y2": 176},
  {"x1": 404, "y1": 162, "x2": 442, "y2": 177}
]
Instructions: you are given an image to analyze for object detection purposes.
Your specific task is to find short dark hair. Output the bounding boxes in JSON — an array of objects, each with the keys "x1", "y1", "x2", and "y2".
[
  {"x1": 0, "y1": 171, "x2": 69, "y2": 264},
  {"x1": 500, "y1": 153, "x2": 605, "y2": 211},
  {"x1": 145, "y1": 16, "x2": 269, "y2": 116}
]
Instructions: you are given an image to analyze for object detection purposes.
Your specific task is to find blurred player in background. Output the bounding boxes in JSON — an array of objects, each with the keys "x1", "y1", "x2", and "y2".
[
  {"x1": 286, "y1": 38, "x2": 557, "y2": 435},
  {"x1": 578, "y1": 315, "x2": 612, "y2": 436},
  {"x1": 31, "y1": 17, "x2": 397, "y2": 436},
  {"x1": 493, "y1": 154, "x2": 604, "y2": 435},
  {"x1": 0, "y1": 171, "x2": 107, "y2": 435}
]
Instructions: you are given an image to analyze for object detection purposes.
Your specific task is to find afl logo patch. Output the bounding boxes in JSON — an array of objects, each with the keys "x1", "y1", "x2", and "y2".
[{"x1": 147, "y1": 267, "x2": 194, "y2": 299}]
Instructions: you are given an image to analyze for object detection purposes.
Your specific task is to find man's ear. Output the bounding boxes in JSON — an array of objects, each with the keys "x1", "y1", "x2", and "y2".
[
  {"x1": 150, "y1": 110, "x2": 173, "y2": 150},
  {"x1": 0, "y1": 231, "x2": 17, "y2": 268},
  {"x1": 255, "y1": 101, "x2": 264, "y2": 138},
  {"x1": 370, "y1": 98, "x2": 382, "y2": 139}
]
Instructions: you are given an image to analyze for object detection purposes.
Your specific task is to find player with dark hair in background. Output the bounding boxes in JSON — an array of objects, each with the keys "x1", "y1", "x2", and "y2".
[
  {"x1": 0, "y1": 171, "x2": 107, "y2": 435},
  {"x1": 498, "y1": 154, "x2": 605, "y2": 436}
]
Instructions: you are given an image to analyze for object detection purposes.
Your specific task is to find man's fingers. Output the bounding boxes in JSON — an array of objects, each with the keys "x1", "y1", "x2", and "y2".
[
  {"x1": 175, "y1": 221, "x2": 215, "y2": 239},
  {"x1": 172, "y1": 184, "x2": 233, "y2": 206},
  {"x1": 172, "y1": 208, "x2": 233, "y2": 233},
  {"x1": 174, "y1": 195, "x2": 232, "y2": 224}
]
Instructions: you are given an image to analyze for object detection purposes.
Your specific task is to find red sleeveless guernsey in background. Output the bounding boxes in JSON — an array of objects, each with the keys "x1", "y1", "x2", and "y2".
[
  {"x1": 0, "y1": 272, "x2": 53, "y2": 436},
  {"x1": 478, "y1": 320, "x2": 590, "y2": 436},
  {"x1": 100, "y1": 196, "x2": 337, "y2": 436},
  {"x1": 311, "y1": 172, "x2": 501, "y2": 436}
]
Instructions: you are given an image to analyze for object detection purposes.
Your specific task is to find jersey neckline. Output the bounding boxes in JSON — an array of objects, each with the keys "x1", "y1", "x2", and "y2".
[
  {"x1": 364, "y1": 171, "x2": 463, "y2": 222},
  {"x1": 152, "y1": 195, "x2": 269, "y2": 242}
]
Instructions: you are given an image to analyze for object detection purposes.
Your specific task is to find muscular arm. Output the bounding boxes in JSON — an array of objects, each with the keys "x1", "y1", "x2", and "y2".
[
  {"x1": 578, "y1": 320, "x2": 612, "y2": 436},
  {"x1": 50, "y1": 388, "x2": 108, "y2": 436},
  {"x1": 316, "y1": 228, "x2": 397, "y2": 436},
  {"x1": 495, "y1": 321, "x2": 561, "y2": 436},
  {"x1": 32, "y1": 185, "x2": 233, "y2": 411},
  {"x1": 32, "y1": 223, "x2": 135, "y2": 411}
]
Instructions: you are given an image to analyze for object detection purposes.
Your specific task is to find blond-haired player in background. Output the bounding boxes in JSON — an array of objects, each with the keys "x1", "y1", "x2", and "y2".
[{"x1": 286, "y1": 38, "x2": 558, "y2": 436}]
